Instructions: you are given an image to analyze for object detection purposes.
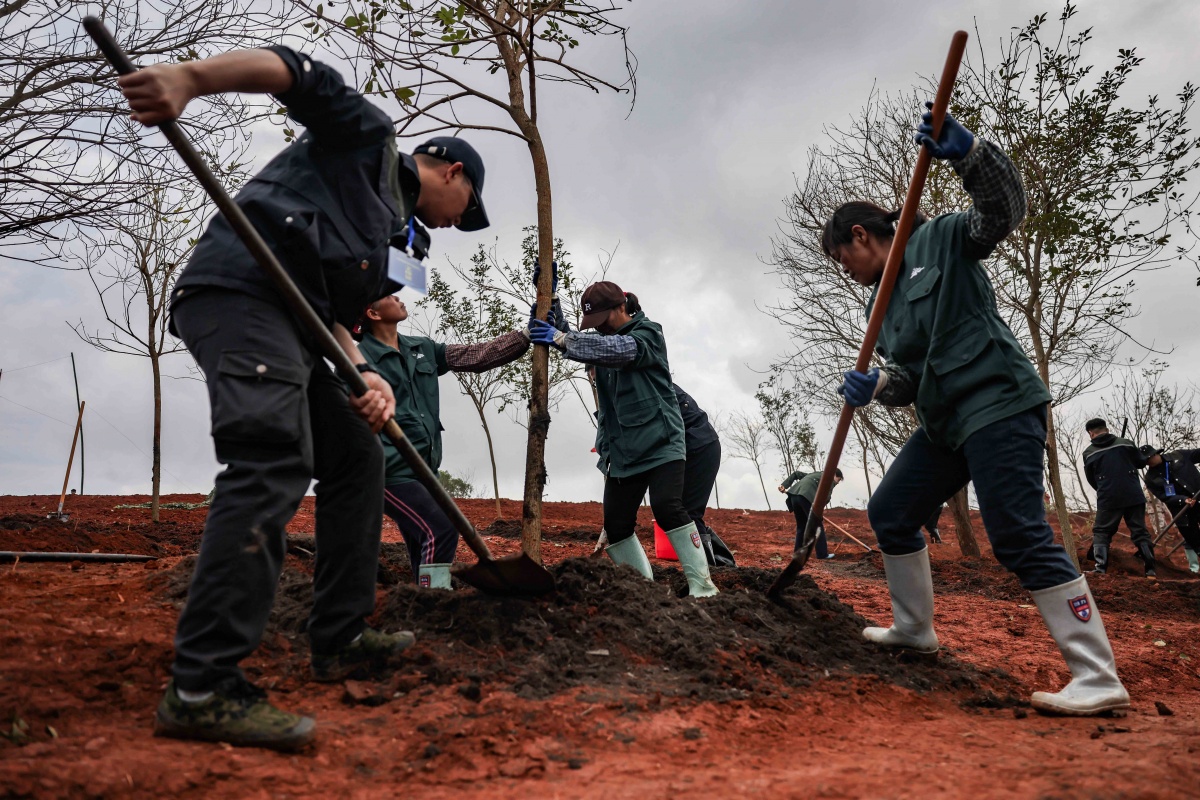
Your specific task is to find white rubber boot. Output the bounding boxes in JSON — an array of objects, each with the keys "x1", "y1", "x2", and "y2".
[
  {"x1": 666, "y1": 522, "x2": 719, "y2": 597},
  {"x1": 1186, "y1": 548, "x2": 1199, "y2": 574},
  {"x1": 418, "y1": 563, "x2": 452, "y2": 590},
  {"x1": 605, "y1": 535, "x2": 653, "y2": 580},
  {"x1": 862, "y1": 547, "x2": 939, "y2": 653},
  {"x1": 1029, "y1": 575, "x2": 1130, "y2": 716}
]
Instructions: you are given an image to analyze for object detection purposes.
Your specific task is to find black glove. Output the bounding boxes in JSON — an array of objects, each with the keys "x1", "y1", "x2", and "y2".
[{"x1": 532, "y1": 260, "x2": 558, "y2": 295}]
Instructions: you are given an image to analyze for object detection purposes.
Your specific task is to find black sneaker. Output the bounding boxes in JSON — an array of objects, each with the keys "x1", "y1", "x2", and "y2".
[
  {"x1": 311, "y1": 626, "x2": 415, "y2": 683},
  {"x1": 154, "y1": 678, "x2": 315, "y2": 752}
]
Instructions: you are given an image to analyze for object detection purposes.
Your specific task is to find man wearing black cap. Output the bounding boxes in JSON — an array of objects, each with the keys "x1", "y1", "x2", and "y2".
[
  {"x1": 1141, "y1": 444, "x2": 1200, "y2": 573},
  {"x1": 115, "y1": 46, "x2": 489, "y2": 749},
  {"x1": 1083, "y1": 418, "x2": 1153, "y2": 576}
]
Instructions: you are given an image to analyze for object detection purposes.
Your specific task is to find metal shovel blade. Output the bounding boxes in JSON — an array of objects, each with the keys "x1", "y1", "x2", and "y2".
[{"x1": 452, "y1": 552, "x2": 556, "y2": 597}]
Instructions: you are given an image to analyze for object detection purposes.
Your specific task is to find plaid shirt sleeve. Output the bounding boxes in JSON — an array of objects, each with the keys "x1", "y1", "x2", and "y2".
[
  {"x1": 444, "y1": 330, "x2": 531, "y2": 374},
  {"x1": 952, "y1": 139, "x2": 1027, "y2": 257},
  {"x1": 560, "y1": 331, "x2": 639, "y2": 367}
]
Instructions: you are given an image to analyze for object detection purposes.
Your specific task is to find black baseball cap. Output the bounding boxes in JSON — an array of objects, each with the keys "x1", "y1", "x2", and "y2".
[
  {"x1": 413, "y1": 136, "x2": 489, "y2": 232},
  {"x1": 580, "y1": 281, "x2": 627, "y2": 329},
  {"x1": 1085, "y1": 417, "x2": 1107, "y2": 432},
  {"x1": 1139, "y1": 444, "x2": 1163, "y2": 460}
]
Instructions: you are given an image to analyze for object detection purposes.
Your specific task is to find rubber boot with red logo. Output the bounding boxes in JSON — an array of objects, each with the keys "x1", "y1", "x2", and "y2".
[
  {"x1": 1030, "y1": 575, "x2": 1130, "y2": 715},
  {"x1": 666, "y1": 522, "x2": 718, "y2": 597}
]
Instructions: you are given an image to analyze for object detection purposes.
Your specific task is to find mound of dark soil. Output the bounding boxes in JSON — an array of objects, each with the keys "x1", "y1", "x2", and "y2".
[
  {"x1": 0, "y1": 514, "x2": 203, "y2": 556},
  {"x1": 154, "y1": 553, "x2": 1016, "y2": 705},
  {"x1": 388, "y1": 559, "x2": 1012, "y2": 701}
]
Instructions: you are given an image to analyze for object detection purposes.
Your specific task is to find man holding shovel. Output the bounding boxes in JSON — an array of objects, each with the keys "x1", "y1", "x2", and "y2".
[
  {"x1": 1140, "y1": 444, "x2": 1200, "y2": 573},
  {"x1": 116, "y1": 46, "x2": 489, "y2": 750},
  {"x1": 779, "y1": 469, "x2": 843, "y2": 560}
]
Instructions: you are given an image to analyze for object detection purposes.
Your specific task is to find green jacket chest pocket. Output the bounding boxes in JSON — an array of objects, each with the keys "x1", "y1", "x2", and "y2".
[{"x1": 884, "y1": 266, "x2": 941, "y2": 365}]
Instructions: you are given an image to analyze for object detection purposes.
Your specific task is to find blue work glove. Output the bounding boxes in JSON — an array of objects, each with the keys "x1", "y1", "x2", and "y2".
[
  {"x1": 838, "y1": 368, "x2": 882, "y2": 407},
  {"x1": 914, "y1": 101, "x2": 974, "y2": 160},
  {"x1": 528, "y1": 298, "x2": 570, "y2": 332},
  {"x1": 528, "y1": 318, "x2": 562, "y2": 346},
  {"x1": 532, "y1": 261, "x2": 558, "y2": 295}
]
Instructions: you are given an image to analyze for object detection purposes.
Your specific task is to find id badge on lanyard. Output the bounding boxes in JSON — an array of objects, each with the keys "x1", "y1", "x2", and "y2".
[
  {"x1": 1163, "y1": 462, "x2": 1176, "y2": 498},
  {"x1": 387, "y1": 221, "x2": 427, "y2": 294}
]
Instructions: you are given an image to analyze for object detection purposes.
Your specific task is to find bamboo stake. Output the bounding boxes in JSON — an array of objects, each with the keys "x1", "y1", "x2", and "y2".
[{"x1": 53, "y1": 401, "x2": 85, "y2": 520}]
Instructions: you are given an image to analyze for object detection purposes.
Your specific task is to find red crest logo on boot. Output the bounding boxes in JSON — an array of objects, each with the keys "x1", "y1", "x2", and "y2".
[
  {"x1": 419, "y1": 575, "x2": 431, "y2": 588},
  {"x1": 690, "y1": 530, "x2": 702, "y2": 548},
  {"x1": 1068, "y1": 595, "x2": 1091, "y2": 622}
]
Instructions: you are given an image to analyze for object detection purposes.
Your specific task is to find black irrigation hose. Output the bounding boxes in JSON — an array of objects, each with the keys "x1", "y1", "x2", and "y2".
[{"x1": 0, "y1": 551, "x2": 156, "y2": 563}]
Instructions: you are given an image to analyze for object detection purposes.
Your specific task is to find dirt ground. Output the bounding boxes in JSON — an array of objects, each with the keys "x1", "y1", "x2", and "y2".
[{"x1": 2, "y1": 494, "x2": 1199, "y2": 799}]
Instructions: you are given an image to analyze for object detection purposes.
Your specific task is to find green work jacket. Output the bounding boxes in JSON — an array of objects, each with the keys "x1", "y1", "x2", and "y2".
[
  {"x1": 782, "y1": 471, "x2": 824, "y2": 503},
  {"x1": 358, "y1": 332, "x2": 450, "y2": 484},
  {"x1": 870, "y1": 212, "x2": 1050, "y2": 450},
  {"x1": 594, "y1": 312, "x2": 686, "y2": 478}
]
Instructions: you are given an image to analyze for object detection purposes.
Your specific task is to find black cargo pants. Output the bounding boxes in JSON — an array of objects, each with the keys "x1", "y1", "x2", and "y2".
[{"x1": 170, "y1": 289, "x2": 384, "y2": 692}]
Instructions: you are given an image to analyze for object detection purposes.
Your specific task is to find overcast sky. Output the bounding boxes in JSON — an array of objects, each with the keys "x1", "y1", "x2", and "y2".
[{"x1": 3, "y1": 0, "x2": 1200, "y2": 511}]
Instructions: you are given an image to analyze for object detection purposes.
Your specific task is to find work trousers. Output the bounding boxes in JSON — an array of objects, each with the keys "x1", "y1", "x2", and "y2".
[
  {"x1": 604, "y1": 460, "x2": 690, "y2": 544},
  {"x1": 682, "y1": 440, "x2": 721, "y2": 535},
  {"x1": 384, "y1": 480, "x2": 460, "y2": 577},
  {"x1": 1092, "y1": 505, "x2": 1152, "y2": 550},
  {"x1": 1175, "y1": 506, "x2": 1200, "y2": 553},
  {"x1": 171, "y1": 289, "x2": 384, "y2": 691},
  {"x1": 787, "y1": 495, "x2": 830, "y2": 559},
  {"x1": 867, "y1": 406, "x2": 1077, "y2": 591}
]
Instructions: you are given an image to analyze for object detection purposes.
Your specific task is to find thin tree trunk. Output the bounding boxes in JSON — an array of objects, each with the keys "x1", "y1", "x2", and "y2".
[
  {"x1": 714, "y1": 479, "x2": 720, "y2": 509},
  {"x1": 1070, "y1": 451, "x2": 1093, "y2": 513},
  {"x1": 518, "y1": 130, "x2": 553, "y2": 564},
  {"x1": 477, "y1": 402, "x2": 502, "y2": 519},
  {"x1": 1044, "y1": 406, "x2": 1080, "y2": 570},
  {"x1": 753, "y1": 460, "x2": 771, "y2": 509},
  {"x1": 150, "y1": 349, "x2": 162, "y2": 524},
  {"x1": 948, "y1": 486, "x2": 980, "y2": 558}
]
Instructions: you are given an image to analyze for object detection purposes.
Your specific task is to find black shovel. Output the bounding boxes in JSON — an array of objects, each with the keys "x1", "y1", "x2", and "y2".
[{"x1": 83, "y1": 17, "x2": 554, "y2": 598}]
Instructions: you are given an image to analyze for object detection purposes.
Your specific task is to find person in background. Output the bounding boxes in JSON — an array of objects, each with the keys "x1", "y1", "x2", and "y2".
[
  {"x1": 673, "y1": 384, "x2": 736, "y2": 567},
  {"x1": 1083, "y1": 418, "x2": 1153, "y2": 577},
  {"x1": 779, "y1": 468, "x2": 844, "y2": 559},
  {"x1": 924, "y1": 504, "x2": 944, "y2": 544},
  {"x1": 1140, "y1": 444, "x2": 1200, "y2": 574}
]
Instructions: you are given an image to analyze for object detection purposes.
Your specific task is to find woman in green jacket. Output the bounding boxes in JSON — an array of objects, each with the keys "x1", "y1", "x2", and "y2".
[
  {"x1": 530, "y1": 282, "x2": 718, "y2": 597},
  {"x1": 825, "y1": 103, "x2": 1127, "y2": 715}
]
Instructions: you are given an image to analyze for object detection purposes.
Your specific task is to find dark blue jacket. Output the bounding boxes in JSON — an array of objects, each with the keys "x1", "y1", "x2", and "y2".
[
  {"x1": 171, "y1": 47, "x2": 426, "y2": 331},
  {"x1": 1083, "y1": 433, "x2": 1147, "y2": 510},
  {"x1": 1144, "y1": 449, "x2": 1200, "y2": 510},
  {"x1": 672, "y1": 384, "x2": 719, "y2": 452}
]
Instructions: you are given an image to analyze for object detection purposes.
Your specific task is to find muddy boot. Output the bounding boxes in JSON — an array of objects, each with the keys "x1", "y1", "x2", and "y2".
[
  {"x1": 1186, "y1": 548, "x2": 1200, "y2": 574},
  {"x1": 605, "y1": 534, "x2": 653, "y2": 580},
  {"x1": 1091, "y1": 545, "x2": 1109, "y2": 575},
  {"x1": 862, "y1": 547, "x2": 939, "y2": 654},
  {"x1": 1029, "y1": 575, "x2": 1130, "y2": 716},
  {"x1": 1137, "y1": 542, "x2": 1157, "y2": 578},
  {"x1": 418, "y1": 563, "x2": 452, "y2": 590},
  {"x1": 311, "y1": 626, "x2": 415, "y2": 682},
  {"x1": 155, "y1": 678, "x2": 315, "y2": 752},
  {"x1": 666, "y1": 522, "x2": 719, "y2": 597}
]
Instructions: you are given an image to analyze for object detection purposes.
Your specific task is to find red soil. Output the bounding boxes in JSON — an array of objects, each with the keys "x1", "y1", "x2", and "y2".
[{"x1": 2, "y1": 494, "x2": 1199, "y2": 799}]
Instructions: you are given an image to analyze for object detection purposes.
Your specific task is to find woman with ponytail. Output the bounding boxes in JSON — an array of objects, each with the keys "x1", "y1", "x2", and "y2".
[
  {"x1": 825, "y1": 103, "x2": 1127, "y2": 715},
  {"x1": 529, "y1": 282, "x2": 719, "y2": 598}
]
